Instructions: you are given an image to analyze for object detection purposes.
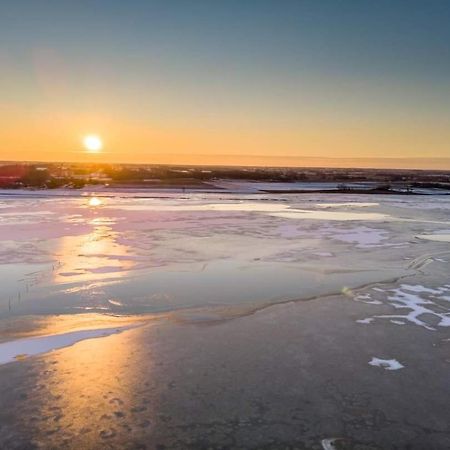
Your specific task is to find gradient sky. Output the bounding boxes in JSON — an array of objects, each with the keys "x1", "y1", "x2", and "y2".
[{"x1": 1, "y1": 0, "x2": 449, "y2": 168}]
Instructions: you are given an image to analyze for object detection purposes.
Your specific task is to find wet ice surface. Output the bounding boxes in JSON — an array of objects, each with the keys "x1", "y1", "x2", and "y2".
[
  {"x1": 1, "y1": 191, "x2": 450, "y2": 449},
  {"x1": 0, "y1": 190, "x2": 449, "y2": 326}
]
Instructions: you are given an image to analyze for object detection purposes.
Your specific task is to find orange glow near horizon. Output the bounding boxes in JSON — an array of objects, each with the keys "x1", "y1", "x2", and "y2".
[
  {"x1": 0, "y1": 109, "x2": 449, "y2": 169},
  {"x1": 1, "y1": 2, "x2": 449, "y2": 171}
]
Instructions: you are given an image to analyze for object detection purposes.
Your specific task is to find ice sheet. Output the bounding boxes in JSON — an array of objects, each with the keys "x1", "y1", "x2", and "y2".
[{"x1": 0, "y1": 191, "x2": 449, "y2": 320}]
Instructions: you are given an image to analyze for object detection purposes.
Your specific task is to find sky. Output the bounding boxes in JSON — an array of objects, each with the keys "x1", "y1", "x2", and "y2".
[{"x1": 1, "y1": 0, "x2": 449, "y2": 168}]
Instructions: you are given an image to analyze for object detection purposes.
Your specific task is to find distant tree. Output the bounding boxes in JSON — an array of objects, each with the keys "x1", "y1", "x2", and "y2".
[{"x1": 20, "y1": 167, "x2": 49, "y2": 187}]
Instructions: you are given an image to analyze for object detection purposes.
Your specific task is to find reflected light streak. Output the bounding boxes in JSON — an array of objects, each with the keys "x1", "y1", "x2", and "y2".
[
  {"x1": 88, "y1": 197, "x2": 103, "y2": 207},
  {"x1": 29, "y1": 320, "x2": 161, "y2": 446},
  {"x1": 53, "y1": 215, "x2": 133, "y2": 287}
]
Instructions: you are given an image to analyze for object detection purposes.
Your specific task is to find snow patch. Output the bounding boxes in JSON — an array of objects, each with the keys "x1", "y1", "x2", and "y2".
[
  {"x1": 416, "y1": 230, "x2": 450, "y2": 243},
  {"x1": 270, "y1": 210, "x2": 390, "y2": 222},
  {"x1": 356, "y1": 318, "x2": 374, "y2": 324},
  {"x1": 357, "y1": 284, "x2": 450, "y2": 330},
  {"x1": 369, "y1": 357, "x2": 404, "y2": 371},
  {"x1": 316, "y1": 202, "x2": 379, "y2": 208},
  {"x1": 0, "y1": 327, "x2": 131, "y2": 365}
]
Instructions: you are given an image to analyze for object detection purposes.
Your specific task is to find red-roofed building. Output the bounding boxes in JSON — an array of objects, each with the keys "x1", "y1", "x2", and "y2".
[{"x1": 0, "y1": 165, "x2": 28, "y2": 187}]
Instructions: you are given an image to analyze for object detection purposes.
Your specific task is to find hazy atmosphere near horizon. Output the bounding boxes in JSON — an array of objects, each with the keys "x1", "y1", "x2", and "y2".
[
  {"x1": 1, "y1": 2, "x2": 450, "y2": 450},
  {"x1": 1, "y1": 0, "x2": 450, "y2": 168}
]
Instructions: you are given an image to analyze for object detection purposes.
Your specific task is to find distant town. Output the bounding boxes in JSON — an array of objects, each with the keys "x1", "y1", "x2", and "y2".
[{"x1": 0, "y1": 161, "x2": 449, "y2": 193}]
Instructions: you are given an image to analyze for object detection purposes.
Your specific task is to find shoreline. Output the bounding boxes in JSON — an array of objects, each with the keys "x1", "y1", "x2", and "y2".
[{"x1": 1, "y1": 185, "x2": 450, "y2": 197}]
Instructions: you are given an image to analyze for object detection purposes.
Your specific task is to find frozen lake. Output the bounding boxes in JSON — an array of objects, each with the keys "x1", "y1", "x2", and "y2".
[
  {"x1": 1, "y1": 191, "x2": 449, "y2": 322},
  {"x1": 1, "y1": 190, "x2": 450, "y2": 449}
]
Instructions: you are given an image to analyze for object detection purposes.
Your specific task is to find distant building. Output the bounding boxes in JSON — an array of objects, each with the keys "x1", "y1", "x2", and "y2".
[{"x1": 0, "y1": 165, "x2": 28, "y2": 187}]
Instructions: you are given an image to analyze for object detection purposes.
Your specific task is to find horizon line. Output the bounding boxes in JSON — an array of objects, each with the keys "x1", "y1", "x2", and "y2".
[{"x1": 1, "y1": 155, "x2": 450, "y2": 172}]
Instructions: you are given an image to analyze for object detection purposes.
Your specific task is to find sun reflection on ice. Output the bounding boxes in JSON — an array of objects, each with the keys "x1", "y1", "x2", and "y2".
[
  {"x1": 88, "y1": 197, "x2": 102, "y2": 207},
  {"x1": 53, "y1": 205, "x2": 134, "y2": 288}
]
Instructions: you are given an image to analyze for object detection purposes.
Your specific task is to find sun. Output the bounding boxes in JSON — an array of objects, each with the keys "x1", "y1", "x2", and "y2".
[{"x1": 83, "y1": 135, "x2": 103, "y2": 153}]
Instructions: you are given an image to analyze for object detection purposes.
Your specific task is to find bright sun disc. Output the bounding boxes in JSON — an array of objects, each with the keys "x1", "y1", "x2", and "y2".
[{"x1": 83, "y1": 135, "x2": 103, "y2": 152}]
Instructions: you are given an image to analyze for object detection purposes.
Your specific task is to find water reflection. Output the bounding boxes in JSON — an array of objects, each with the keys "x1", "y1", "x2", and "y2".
[
  {"x1": 2, "y1": 321, "x2": 160, "y2": 447},
  {"x1": 37, "y1": 327, "x2": 139, "y2": 443},
  {"x1": 53, "y1": 214, "x2": 133, "y2": 287},
  {"x1": 88, "y1": 197, "x2": 102, "y2": 207}
]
